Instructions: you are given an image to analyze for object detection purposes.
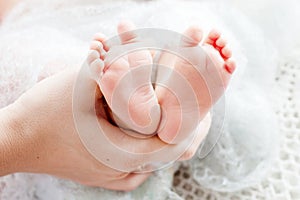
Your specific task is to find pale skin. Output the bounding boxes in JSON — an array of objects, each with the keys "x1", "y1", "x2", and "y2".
[
  {"x1": 0, "y1": 3, "x2": 234, "y2": 191},
  {"x1": 0, "y1": 66, "x2": 210, "y2": 191},
  {"x1": 92, "y1": 21, "x2": 236, "y2": 143}
]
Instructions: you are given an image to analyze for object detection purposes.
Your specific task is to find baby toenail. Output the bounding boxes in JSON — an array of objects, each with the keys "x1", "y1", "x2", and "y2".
[{"x1": 225, "y1": 64, "x2": 235, "y2": 74}]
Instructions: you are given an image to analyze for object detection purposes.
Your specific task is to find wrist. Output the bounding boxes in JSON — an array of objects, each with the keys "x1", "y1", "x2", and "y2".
[
  {"x1": 0, "y1": 105, "x2": 19, "y2": 175},
  {"x1": 0, "y1": 104, "x2": 43, "y2": 176}
]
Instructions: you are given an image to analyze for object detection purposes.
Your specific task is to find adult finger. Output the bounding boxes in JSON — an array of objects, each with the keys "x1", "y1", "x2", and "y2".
[
  {"x1": 178, "y1": 112, "x2": 211, "y2": 161},
  {"x1": 102, "y1": 173, "x2": 152, "y2": 191}
]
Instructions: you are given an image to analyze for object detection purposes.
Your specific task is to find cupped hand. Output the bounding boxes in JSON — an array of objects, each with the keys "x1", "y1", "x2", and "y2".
[{"x1": 2, "y1": 49, "x2": 210, "y2": 191}]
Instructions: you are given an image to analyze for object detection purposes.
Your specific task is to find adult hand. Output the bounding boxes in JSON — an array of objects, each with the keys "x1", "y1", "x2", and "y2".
[
  {"x1": 0, "y1": 69, "x2": 152, "y2": 191},
  {"x1": 0, "y1": 56, "x2": 210, "y2": 191}
]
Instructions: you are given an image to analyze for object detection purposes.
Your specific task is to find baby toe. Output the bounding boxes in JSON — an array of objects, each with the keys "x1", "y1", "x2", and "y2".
[
  {"x1": 221, "y1": 47, "x2": 232, "y2": 59},
  {"x1": 87, "y1": 50, "x2": 100, "y2": 65},
  {"x1": 181, "y1": 26, "x2": 203, "y2": 47},
  {"x1": 93, "y1": 33, "x2": 109, "y2": 51},
  {"x1": 90, "y1": 40, "x2": 106, "y2": 60},
  {"x1": 205, "y1": 29, "x2": 221, "y2": 45},
  {"x1": 224, "y1": 59, "x2": 236, "y2": 74},
  {"x1": 117, "y1": 20, "x2": 138, "y2": 44},
  {"x1": 215, "y1": 37, "x2": 227, "y2": 49}
]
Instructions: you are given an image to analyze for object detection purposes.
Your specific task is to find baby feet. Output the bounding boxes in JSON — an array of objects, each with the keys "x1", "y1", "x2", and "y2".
[
  {"x1": 88, "y1": 21, "x2": 161, "y2": 136},
  {"x1": 155, "y1": 27, "x2": 236, "y2": 143},
  {"x1": 86, "y1": 22, "x2": 236, "y2": 143}
]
